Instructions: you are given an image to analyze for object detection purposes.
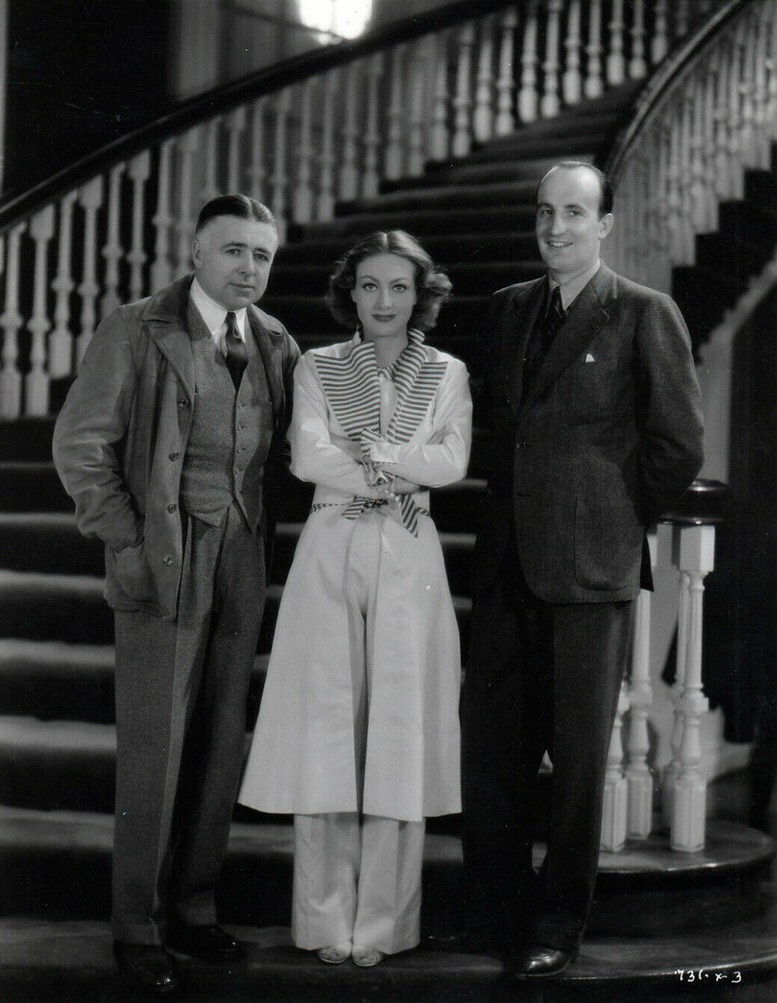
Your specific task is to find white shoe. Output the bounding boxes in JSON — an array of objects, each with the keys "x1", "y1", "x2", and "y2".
[
  {"x1": 317, "y1": 941, "x2": 352, "y2": 965},
  {"x1": 352, "y1": 944, "x2": 385, "y2": 967}
]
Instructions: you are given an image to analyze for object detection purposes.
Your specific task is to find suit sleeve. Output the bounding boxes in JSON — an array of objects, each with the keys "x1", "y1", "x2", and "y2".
[
  {"x1": 634, "y1": 292, "x2": 704, "y2": 518},
  {"x1": 52, "y1": 307, "x2": 144, "y2": 550},
  {"x1": 366, "y1": 360, "x2": 473, "y2": 486},
  {"x1": 289, "y1": 353, "x2": 389, "y2": 498}
]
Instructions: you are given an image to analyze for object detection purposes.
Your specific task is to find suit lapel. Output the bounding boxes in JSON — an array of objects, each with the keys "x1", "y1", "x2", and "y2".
[
  {"x1": 248, "y1": 309, "x2": 284, "y2": 420},
  {"x1": 526, "y1": 265, "x2": 616, "y2": 406},
  {"x1": 501, "y1": 278, "x2": 545, "y2": 411}
]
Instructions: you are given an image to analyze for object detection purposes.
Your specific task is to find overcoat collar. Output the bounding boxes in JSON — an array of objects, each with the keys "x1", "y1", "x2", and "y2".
[
  {"x1": 141, "y1": 273, "x2": 286, "y2": 417},
  {"x1": 502, "y1": 264, "x2": 617, "y2": 411}
]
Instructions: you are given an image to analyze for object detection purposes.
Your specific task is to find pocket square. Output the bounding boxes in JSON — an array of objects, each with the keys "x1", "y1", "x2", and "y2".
[{"x1": 585, "y1": 353, "x2": 595, "y2": 363}]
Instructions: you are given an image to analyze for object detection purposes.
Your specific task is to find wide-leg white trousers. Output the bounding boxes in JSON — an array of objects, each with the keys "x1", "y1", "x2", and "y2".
[{"x1": 292, "y1": 514, "x2": 425, "y2": 955}]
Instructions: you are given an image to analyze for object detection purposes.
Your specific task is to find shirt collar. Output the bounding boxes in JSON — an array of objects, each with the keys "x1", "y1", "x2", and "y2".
[
  {"x1": 548, "y1": 259, "x2": 601, "y2": 312},
  {"x1": 190, "y1": 277, "x2": 248, "y2": 342}
]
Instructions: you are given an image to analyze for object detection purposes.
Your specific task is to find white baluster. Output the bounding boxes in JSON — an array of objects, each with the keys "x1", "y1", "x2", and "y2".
[
  {"x1": 702, "y1": 66, "x2": 719, "y2": 233},
  {"x1": 428, "y1": 32, "x2": 450, "y2": 159},
  {"x1": 563, "y1": 0, "x2": 582, "y2": 104},
  {"x1": 50, "y1": 192, "x2": 78, "y2": 378},
  {"x1": 385, "y1": 46, "x2": 406, "y2": 177},
  {"x1": 77, "y1": 177, "x2": 104, "y2": 366},
  {"x1": 246, "y1": 100, "x2": 267, "y2": 200},
  {"x1": 362, "y1": 54, "x2": 383, "y2": 196},
  {"x1": 25, "y1": 206, "x2": 56, "y2": 416},
  {"x1": 713, "y1": 47, "x2": 732, "y2": 201},
  {"x1": 225, "y1": 106, "x2": 246, "y2": 193},
  {"x1": 0, "y1": 223, "x2": 25, "y2": 418},
  {"x1": 151, "y1": 139, "x2": 175, "y2": 291},
  {"x1": 338, "y1": 64, "x2": 360, "y2": 199},
  {"x1": 584, "y1": 0, "x2": 604, "y2": 99},
  {"x1": 271, "y1": 89, "x2": 290, "y2": 240},
  {"x1": 671, "y1": 525, "x2": 715, "y2": 853},
  {"x1": 629, "y1": 0, "x2": 647, "y2": 79},
  {"x1": 518, "y1": 1, "x2": 539, "y2": 122},
  {"x1": 495, "y1": 9, "x2": 517, "y2": 135},
  {"x1": 600, "y1": 681, "x2": 630, "y2": 853},
  {"x1": 752, "y1": 6, "x2": 770, "y2": 170},
  {"x1": 201, "y1": 119, "x2": 220, "y2": 203},
  {"x1": 175, "y1": 128, "x2": 199, "y2": 276},
  {"x1": 541, "y1": 0, "x2": 562, "y2": 118},
  {"x1": 660, "y1": 520, "x2": 688, "y2": 827},
  {"x1": 452, "y1": 24, "x2": 475, "y2": 157},
  {"x1": 101, "y1": 163, "x2": 125, "y2": 319},
  {"x1": 127, "y1": 151, "x2": 150, "y2": 301},
  {"x1": 626, "y1": 535, "x2": 656, "y2": 839},
  {"x1": 727, "y1": 25, "x2": 745, "y2": 201},
  {"x1": 316, "y1": 73, "x2": 337, "y2": 221},
  {"x1": 295, "y1": 80, "x2": 315, "y2": 222},
  {"x1": 607, "y1": 0, "x2": 626, "y2": 86},
  {"x1": 651, "y1": 0, "x2": 669, "y2": 65},
  {"x1": 689, "y1": 78, "x2": 709, "y2": 234},
  {"x1": 767, "y1": 10, "x2": 777, "y2": 141},
  {"x1": 739, "y1": 15, "x2": 757, "y2": 167},
  {"x1": 407, "y1": 41, "x2": 428, "y2": 175},
  {"x1": 473, "y1": 16, "x2": 495, "y2": 142},
  {"x1": 674, "y1": 2, "x2": 691, "y2": 39}
]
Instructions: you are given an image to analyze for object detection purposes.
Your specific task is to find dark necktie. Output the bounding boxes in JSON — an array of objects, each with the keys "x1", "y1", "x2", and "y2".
[
  {"x1": 224, "y1": 311, "x2": 248, "y2": 390},
  {"x1": 522, "y1": 285, "x2": 565, "y2": 393}
]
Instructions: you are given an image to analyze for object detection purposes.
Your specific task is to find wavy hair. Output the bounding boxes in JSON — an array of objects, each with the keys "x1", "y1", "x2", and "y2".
[{"x1": 326, "y1": 230, "x2": 452, "y2": 332}]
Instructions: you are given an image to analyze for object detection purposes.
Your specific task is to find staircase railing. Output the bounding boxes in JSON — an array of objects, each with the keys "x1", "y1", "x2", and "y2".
[
  {"x1": 606, "y1": 0, "x2": 775, "y2": 292},
  {"x1": 0, "y1": 0, "x2": 718, "y2": 420}
]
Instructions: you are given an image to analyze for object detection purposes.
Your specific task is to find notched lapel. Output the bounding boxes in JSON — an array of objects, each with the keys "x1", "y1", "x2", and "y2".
[
  {"x1": 249, "y1": 311, "x2": 284, "y2": 419},
  {"x1": 148, "y1": 322, "x2": 195, "y2": 399},
  {"x1": 500, "y1": 280, "x2": 545, "y2": 411},
  {"x1": 527, "y1": 271, "x2": 614, "y2": 405}
]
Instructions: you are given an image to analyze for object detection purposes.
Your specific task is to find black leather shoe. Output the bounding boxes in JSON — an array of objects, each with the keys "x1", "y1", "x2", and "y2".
[
  {"x1": 113, "y1": 942, "x2": 179, "y2": 993},
  {"x1": 167, "y1": 922, "x2": 245, "y2": 962},
  {"x1": 520, "y1": 944, "x2": 576, "y2": 978}
]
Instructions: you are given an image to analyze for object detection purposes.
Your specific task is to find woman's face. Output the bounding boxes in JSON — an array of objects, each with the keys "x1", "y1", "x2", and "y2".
[{"x1": 351, "y1": 253, "x2": 417, "y2": 343}]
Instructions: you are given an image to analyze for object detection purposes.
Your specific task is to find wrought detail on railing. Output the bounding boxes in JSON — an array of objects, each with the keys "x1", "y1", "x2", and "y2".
[
  {"x1": 607, "y1": 0, "x2": 774, "y2": 291},
  {"x1": 0, "y1": 0, "x2": 717, "y2": 419}
]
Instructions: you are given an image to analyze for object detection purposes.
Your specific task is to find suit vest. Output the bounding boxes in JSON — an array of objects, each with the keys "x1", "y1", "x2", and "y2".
[{"x1": 179, "y1": 302, "x2": 272, "y2": 530}]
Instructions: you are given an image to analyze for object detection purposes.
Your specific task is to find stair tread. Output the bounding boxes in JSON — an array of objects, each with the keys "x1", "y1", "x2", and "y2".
[{"x1": 2, "y1": 903, "x2": 777, "y2": 987}]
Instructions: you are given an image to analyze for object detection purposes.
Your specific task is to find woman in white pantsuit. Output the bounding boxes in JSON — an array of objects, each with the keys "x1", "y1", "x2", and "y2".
[{"x1": 239, "y1": 231, "x2": 472, "y2": 967}]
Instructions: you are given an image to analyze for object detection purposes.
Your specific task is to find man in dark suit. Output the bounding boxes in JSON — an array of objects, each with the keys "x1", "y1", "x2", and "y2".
[
  {"x1": 461, "y1": 162, "x2": 704, "y2": 978},
  {"x1": 53, "y1": 195, "x2": 299, "y2": 993}
]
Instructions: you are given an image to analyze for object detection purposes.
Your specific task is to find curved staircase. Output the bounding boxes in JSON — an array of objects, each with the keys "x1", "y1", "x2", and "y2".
[
  {"x1": 3, "y1": 74, "x2": 777, "y2": 998},
  {"x1": 3, "y1": 0, "x2": 777, "y2": 996}
]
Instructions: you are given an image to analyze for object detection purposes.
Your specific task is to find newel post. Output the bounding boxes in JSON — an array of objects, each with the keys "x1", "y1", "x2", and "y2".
[{"x1": 660, "y1": 479, "x2": 727, "y2": 852}]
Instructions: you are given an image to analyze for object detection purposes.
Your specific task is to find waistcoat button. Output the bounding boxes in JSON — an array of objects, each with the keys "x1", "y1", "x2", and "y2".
[
  {"x1": 167, "y1": 503, "x2": 177, "y2": 513},
  {"x1": 162, "y1": 555, "x2": 175, "y2": 566}
]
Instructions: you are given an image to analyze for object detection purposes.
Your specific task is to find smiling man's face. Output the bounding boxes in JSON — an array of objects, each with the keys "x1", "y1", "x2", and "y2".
[
  {"x1": 536, "y1": 166, "x2": 613, "y2": 283},
  {"x1": 192, "y1": 215, "x2": 278, "y2": 310}
]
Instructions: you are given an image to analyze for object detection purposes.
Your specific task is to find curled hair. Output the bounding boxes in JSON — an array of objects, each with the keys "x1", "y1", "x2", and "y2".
[
  {"x1": 326, "y1": 230, "x2": 452, "y2": 332},
  {"x1": 196, "y1": 194, "x2": 277, "y2": 233}
]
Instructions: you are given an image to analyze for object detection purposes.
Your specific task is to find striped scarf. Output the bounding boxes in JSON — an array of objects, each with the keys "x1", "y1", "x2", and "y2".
[{"x1": 313, "y1": 329, "x2": 447, "y2": 535}]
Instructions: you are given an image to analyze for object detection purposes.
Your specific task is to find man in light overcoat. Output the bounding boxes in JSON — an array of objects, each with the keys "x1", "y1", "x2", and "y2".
[{"x1": 53, "y1": 194, "x2": 299, "y2": 993}]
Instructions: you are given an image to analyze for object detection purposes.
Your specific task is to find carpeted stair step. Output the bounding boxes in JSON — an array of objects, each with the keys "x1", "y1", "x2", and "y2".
[
  {"x1": 718, "y1": 201, "x2": 777, "y2": 247},
  {"x1": 336, "y1": 179, "x2": 538, "y2": 217},
  {"x1": 424, "y1": 155, "x2": 588, "y2": 187},
  {"x1": 672, "y1": 265, "x2": 745, "y2": 351},
  {"x1": 270, "y1": 261, "x2": 540, "y2": 298},
  {"x1": 0, "y1": 417, "x2": 55, "y2": 463},
  {"x1": 695, "y1": 233, "x2": 775, "y2": 283},
  {"x1": 0, "y1": 570, "x2": 285, "y2": 650},
  {"x1": 0, "y1": 805, "x2": 772, "y2": 942},
  {"x1": 449, "y1": 132, "x2": 606, "y2": 165},
  {"x1": 299, "y1": 204, "x2": 537, "y2": 241},
  {"x1": 0, "y1": 513, "x2": 103, "y2": 576},
  {"x1": 277, "y1": 231, "x2": 540, "y2": 268},
  {"x1": 5, "y1": 917, "x2": 777, "y2": 1003},
  {"x1": 0, "y1": 639, "x2": 271, "y2": 725},
  {"x1": 0, "y1": 462, "x2": 70, "y2": 512}
]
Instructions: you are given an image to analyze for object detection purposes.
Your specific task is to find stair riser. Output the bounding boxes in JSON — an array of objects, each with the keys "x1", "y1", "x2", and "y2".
[
  {"x1": 276, "y1": 233, "x2": 540, "y2": 266},
  {"x1": 268, "y1": 262, "x2": 539, "y2": 298},
  {"x1": 0, "y1": 466, "x2": 70, "y2": 513},
  {"x1": 300, "y1": 206, "x2": 537, "y2": 240},
  {"x1": 337, "y1": 181, "x2": 539, "y2": 216}
]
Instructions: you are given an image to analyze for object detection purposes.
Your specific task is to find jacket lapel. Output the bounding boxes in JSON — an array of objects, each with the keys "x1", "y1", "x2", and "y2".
[
  {"x1": 526, "y1": 265, "x2": 616, "y2": 406},
  {"x1": 501, "y1": 278, "x2": 545, "y2": 412},
  {"x1": 144, "y1": 276, "x2": 196, "y2": 399},
  {"x1": 248, "y1": 308, "x2": 285, "y2": 421}
]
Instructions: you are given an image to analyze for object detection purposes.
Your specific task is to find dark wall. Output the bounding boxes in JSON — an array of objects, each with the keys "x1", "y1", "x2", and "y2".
[{"x1": 4, "y1": 0, "x2": 172, "y2": 199}]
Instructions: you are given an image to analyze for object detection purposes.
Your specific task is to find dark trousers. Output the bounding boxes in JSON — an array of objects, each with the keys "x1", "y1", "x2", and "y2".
[
  {"x1": 112, "y1": 502, "x2": 265, "y2": 944},
  {"x1": 461, "y1": 544, "x2": 633, "y2": 954}
]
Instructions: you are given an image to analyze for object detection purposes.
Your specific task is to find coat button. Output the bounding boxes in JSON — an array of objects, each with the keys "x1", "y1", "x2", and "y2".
[
  {"x1": 178, "y1": 399, "x2": 190, "y2": 409},
  {"x1": 167, "y1": 503, "x2": 177, "y2": 513},
  {"x1": 162, "y1": 555, "x2": 175, "y2": 566},
  {"x1": 516, "y1": 442, "x2": 530, "y2": 449},
  {"x1": 168, "y1": 451, "x2": 180, "y2": 461}
]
